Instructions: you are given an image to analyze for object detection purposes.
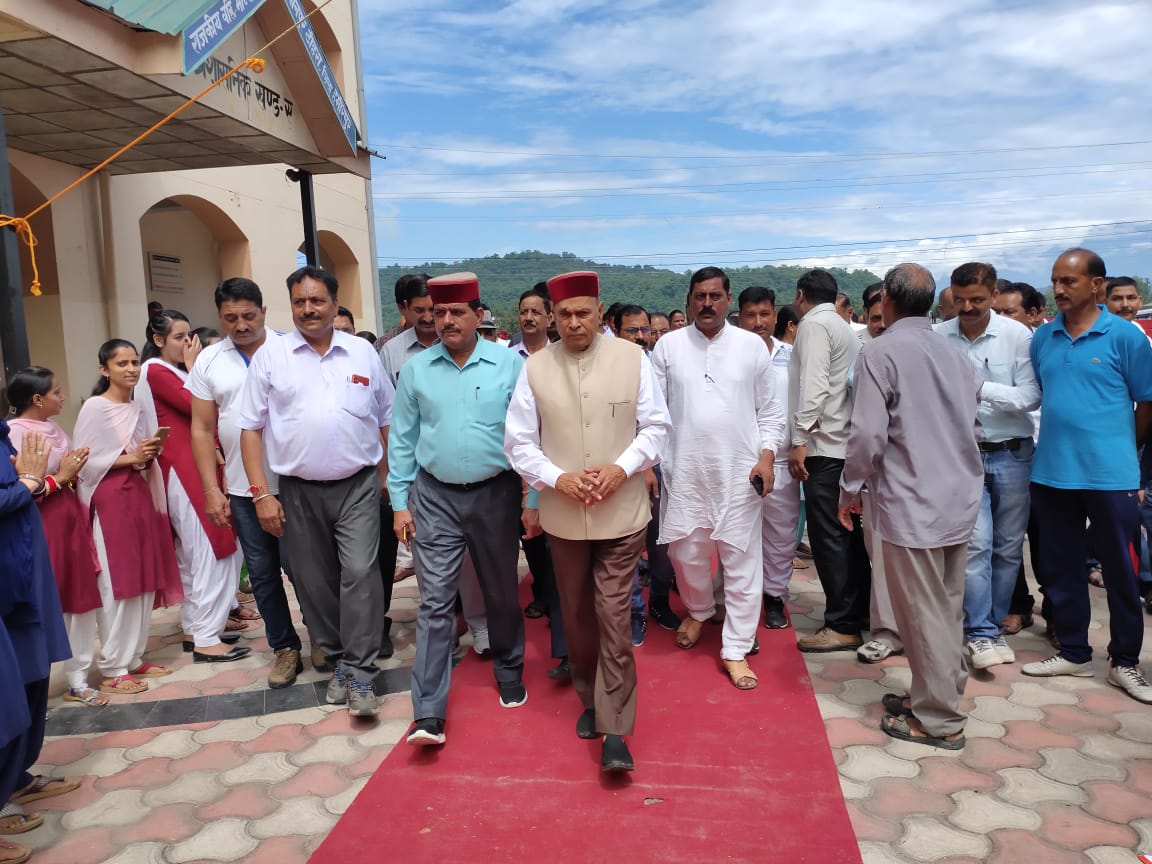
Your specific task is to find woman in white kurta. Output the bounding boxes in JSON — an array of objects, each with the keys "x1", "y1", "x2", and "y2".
[{"x1": 650, "y1": 273, "x2": 785, "y2": 688}]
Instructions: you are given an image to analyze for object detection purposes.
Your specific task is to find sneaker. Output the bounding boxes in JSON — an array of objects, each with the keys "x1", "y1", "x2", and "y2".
[
  {"x1": 649, "y1": 601, "x2": 681, "y2": 631},
  {"x1": 797, "y1": 627, "x2": 862, "y2": 653},
  {"x1": 347, "y1": 679, "x2": 379, "y2": 716},
  {"x1": 1021, "y1": 655, "x2": 1094, "y2": 677},
  {"x1": 546, "y1": 658, "x2": 571, "y2": 680},
  {"x1": 407, "y1": 717, "x2": 446, "y2": 746},
  {"x1": 1107, "y1": 665, "x2": 1152, "y2": 703},
  {"x1": 311, "y1": 644, "x2": 333, "y2": 674},
  {"x1": 325, "y1": 666, "x2": 348, "y2": 705},
  {"x1": 992, "y1": 636, "x2": 1015, "y2": 664},
  {"x1": 631, "y1": 614, "x2": 647, "y2": 647},
  {"x1": 763, "y1": 595, "x2": 788, "y2": 630},
  {"x1": 857, "y1": 639, "x2": 895, "y2": 664},
  {"x1": 498, "y1": 680, "x2": 528, "y2": 708},
  {"x1": 268, "y1": 648, "x2": 303, "y2": 689},
  {"x1": 967, "y1": 638, "x2": 1004, "y2": 670}
]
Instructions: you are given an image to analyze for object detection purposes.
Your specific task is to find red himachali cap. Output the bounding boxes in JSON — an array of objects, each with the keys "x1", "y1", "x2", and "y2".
[
  {"x1": 547, "y1": 271, "x2": 599, "y2": 303},
  {"x1": 427, "y1": 272, "x2": 479, "y2": 305}
]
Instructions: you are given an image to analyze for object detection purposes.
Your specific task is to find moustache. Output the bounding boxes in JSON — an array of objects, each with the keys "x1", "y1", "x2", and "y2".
[{"x1": 698, "y1": 308, "x2": 715, "y2": 316}]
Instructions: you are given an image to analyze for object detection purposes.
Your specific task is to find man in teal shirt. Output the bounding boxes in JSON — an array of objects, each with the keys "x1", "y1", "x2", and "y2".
[{"x1": 389, "y1": 272, "x2": 530, "y2": 747}]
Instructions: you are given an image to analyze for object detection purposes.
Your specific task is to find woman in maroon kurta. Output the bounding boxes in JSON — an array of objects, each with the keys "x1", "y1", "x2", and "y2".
[{"x1": 8, "y1": 367, "x2": 107, "y2": 706}]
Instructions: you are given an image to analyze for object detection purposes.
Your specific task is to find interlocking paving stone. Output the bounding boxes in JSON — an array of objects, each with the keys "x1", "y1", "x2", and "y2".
[
  {"x1": 100, "y1": 843, "x2": 167, "y2": 864},
  {"x1": 968, "y1": 695, "x2": 1044, "y2": 724},
  {"x1": 166, "y1": 818, "x2": 259, "y2": 863},
  {"x1": 1114, "y1": 710, "x2": 1152, "y2": 743},
  {"x1": 1082, "y1": 780, "x2": 1152, "y2": 825},
  {"x1": 249, "y1": 795, "x2": 338, "y2": 840},
  {"x1": 897, "y1": 816, "x2": 990, "y2": 862},
  {"x1": 815, "y1": 692, "x2": 866, "y2": 719},
  {"x1": 839, "y1": 745, "x2": 921, "y2": 782},
  {"x1": 1079, "y1": 730, "x2": 1152, "y2": 762},
  {"x1": 1086, "y1": 847, "x2": 1149, "y2": 864},
  {"x1": 193, "y1": 717, "x2": 265, "y2": 744},
  {"x1": 994, "y1": 767, "x2": 1086, "y2": 807},
  {"x1": 1036, "y1": 804, "x2": 1138, "y2": 850},
  {"x1": 124, "y1": 728, "x2": 199, "y2": 761},
  {"x1": 289, "y1": 732, "x2": 365, "y2": 767},
  {"x1": 61, "y1": 788, "x2": 146, "y2": 830},
  {"x1": 323, "y1": 776, "x2": 370, "y2": 816},
  {"x1": 1006, "y1": 681, "x2": 1080, "y2": 708},
  {"x1": 859, "y1": 841, "x2": 918, "y2": 864},
  {"x1": 1036, "y1": 747, "x2": 1125, "y2": 785},
  {"x1": 58, "y1": 746, "x2": 132, "y2": 778},
  {"x1": 141, "y1": 770, "x2": 224, "y2": 807},
  {"x1": 220, "y1": 752, "x2": 300, "y2": 786},
  {"x1": 948, "y1": 790, "x2": 1040, "y2": 833}
]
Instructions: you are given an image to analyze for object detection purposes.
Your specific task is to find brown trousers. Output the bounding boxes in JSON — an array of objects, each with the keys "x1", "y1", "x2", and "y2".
[{"x1": 548, "y1": 527, "x2": 647, "y2": 736}]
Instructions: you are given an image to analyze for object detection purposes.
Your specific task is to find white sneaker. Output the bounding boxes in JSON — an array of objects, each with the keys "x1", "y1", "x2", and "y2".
[
  {"x1": 1021, "y1": 655, "x2": 1094, "y2": 677},
  {"x1": 857, "y1": 640, "x2": 895, "y2": 664},
  {"x1": 992, "y1": 636, "x2": 1016, "y2": 664},
  {"x1": 1108, "y1": 665, "x2": 1152, "y2": 703},
  {"x1": 968, "y1": 638, "x2": 1003, "y2": 670}
]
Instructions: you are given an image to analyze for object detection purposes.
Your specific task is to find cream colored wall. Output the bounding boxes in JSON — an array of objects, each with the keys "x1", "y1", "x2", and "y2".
[{"x1": 140, "y1": 209, "x2": 222, "y2": 332}]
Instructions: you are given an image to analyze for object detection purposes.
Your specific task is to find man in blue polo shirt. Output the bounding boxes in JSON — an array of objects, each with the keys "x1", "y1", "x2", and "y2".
[
  {"x1": 389, "y1": 273, "x2": 529, "y2": 747},
  {"x1": 1022, "y1": 248, "x2": 1152, "y2": 704}
]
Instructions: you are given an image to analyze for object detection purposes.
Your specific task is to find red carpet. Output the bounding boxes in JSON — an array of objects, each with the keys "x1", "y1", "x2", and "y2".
[{"x1": 313, "y1": 595, "x2": 861, "y2": 864}]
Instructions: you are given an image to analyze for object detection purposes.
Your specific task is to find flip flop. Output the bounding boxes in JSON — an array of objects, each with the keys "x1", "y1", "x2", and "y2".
[
  {"x1": 99, "y1": 674, "x2": 148, "y2": 695},
  {"x1": 880, "y1": 713, "x2": 965, "y2": 750},
  {"x1": 675, "y1": 618, "x2": 704, "y2": 649},
  {"x1": 0, "y1": 804, "x2": 42, "y2": 836},
  {"x1": 0, "y1": 838, "x2": 30, "y2": 864},
  {"x1": 128, "y1": 662, "x2": 173, "y2": 678},
  {"x1": 10, "y1": 775, "x2": 81, "y2": 806},
  {"x1": 228, "y1": 606, "x2": 262, "y2": 622},
  {"x1": 722, "y1": 658, "x2": 758, "y2": 690},
  {"x1": 881, "y1": 693, "x2": 911, "y2": 716},
  {"x1": 63, "y1": 687, "x2": 109, "y2": 707}
]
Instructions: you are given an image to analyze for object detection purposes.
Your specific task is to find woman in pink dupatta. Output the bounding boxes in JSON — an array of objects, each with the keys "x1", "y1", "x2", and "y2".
[
  {"x1": 71, "y1": 340, "x2": 181, "y2": 696},
  {"x1": 8, "y1": 367, "x2": 106, "y2": 706}
]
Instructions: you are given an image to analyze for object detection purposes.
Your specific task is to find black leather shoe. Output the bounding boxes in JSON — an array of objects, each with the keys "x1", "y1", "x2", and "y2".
[
  {"x1": 576, "y1": 708, "x2": 598, "y2": 739},
  {"x1": 649, "y1": 601, "x2": 681, "y2": 631},
  {"x1": 601, "y1": 734, "x2": 634, "y2": 772},
  {"x1": 748, "y1": 637, "x2": 760, "y2": 656},
  {"x1": 193, "y1": 645, "x2": 252, "y2": 663},
  {"x1": 524, "y1": 601, "x2": 547, "y2": 619},
  {"x1": 184, "y1": 633, "x2": 240, "y2": 652},
  {"x1": 763, "y1": 595, "x2": 789, "y2": 629},
  {"x1": 547, "y1": 658, "x2": 571, "y2": 680}
]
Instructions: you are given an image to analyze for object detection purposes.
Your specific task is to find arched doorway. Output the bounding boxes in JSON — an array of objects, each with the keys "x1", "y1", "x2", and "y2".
[
  {"x1": 299, "y1": 230, "x2": 361, "y2": 324},
  {"x1": 138, "y1": 196, "x2": 251, "y2": 330}
]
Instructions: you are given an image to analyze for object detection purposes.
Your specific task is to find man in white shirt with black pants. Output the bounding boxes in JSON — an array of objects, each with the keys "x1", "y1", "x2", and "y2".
[
  {"x1": 239, "y1": 266, "x2": 394, "y2": 717},
  {"x1": 937, "y1": 263, "x2": 1041, "y2": 670}
]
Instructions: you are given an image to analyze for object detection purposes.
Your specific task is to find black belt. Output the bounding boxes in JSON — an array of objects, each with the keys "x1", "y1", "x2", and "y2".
[
  {"x1": 977, "y1": 437, "x2": 1029, "y2": 453},
  {"x1": 285, "y1": 465, "x2": 374, "y2": 486},
  {"x1": 425, "y1": 469, "x2": 513, "y2": 492}
]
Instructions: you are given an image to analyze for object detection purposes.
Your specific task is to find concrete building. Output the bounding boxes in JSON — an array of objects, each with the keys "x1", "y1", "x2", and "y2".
[{"x1": 0, "y1": 0, "x2": 378, "y2": 428}]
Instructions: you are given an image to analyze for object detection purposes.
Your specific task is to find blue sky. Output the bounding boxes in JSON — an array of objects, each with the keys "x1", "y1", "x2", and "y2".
[{"x1": 355, "y1": 0, "x2": 1152, "y2": 291}]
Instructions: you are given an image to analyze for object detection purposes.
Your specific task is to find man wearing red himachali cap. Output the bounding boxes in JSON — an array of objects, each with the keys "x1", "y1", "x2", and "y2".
[
  {"x1": 506, "y1": 271, "x2": 670, "y2": 772},
  {"x1": 388, "y1": 273, "x2": 530, "y2": 747}
]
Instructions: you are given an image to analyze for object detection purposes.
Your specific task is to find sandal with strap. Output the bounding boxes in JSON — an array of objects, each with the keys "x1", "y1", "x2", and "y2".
[
  {"x1": 0, "y1": 804, "x2": 42, "y2": 836},
  {"x1": 99, "y1": 674, "x2": 148, "y2": 695},
  {"x1": 881, "y1": 693, "x2": 912, "y2": 716},
  {"x1": 229, "y1": 606, "x2": 262, "y2": 622},
  {"x1": 675, "y1": 618, "x2": 704, "y2": 649},
  {"x1": 880, "y1": 713, "x2": 965, "y2": 750},
  {"x1": 63, "y1": 687, "x2": 109, "y2": 708},
  {"x1": 10, "y1": 775, "x2": 81, "y2": 806},
  {"x1": 722, "y1": 658, "x2": 758, "y2": 690},
  {"x1": 128, "y1": 662, "x2": 173, "y2": 678},
  {"x1": 0, "y1": 838, "x2": 31, "y2": 864}
]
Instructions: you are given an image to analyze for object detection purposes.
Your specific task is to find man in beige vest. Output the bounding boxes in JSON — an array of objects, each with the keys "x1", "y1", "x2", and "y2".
[{"x1": 505, "y1": 271, "x2": 670, "y2": 773}]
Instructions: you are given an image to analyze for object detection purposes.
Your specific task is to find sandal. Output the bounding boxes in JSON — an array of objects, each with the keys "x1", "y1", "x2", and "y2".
[
  {"x1": 792, "y1": 558, "x2": 809, "y2": 570},
  {"x1": 1001, "y1": 613, "x2": 1034, "y2": 635},
  {"x1": 99, "y1": 674, "x2": 148, "y2": 695},
  {"x1": 675, "y1": 618, "x2": 704, "y2": 649},
  {"x1": 229, "y1": 606, "x2": 262, "y2": 622},
  {"x1": 63, "y1": 687, "x2": 109, "y2": 708},
  {"x1": 880, "y1": 713, "x2": 965, "y2": 750},
  {"x1": 881, "y1": 693, "x2": 912, "y2": 716},
  {"x1": 0, "y1": 804, "x2": 42, "y2": 835},
  {"x1": 224, "y1": 618, "x2": 253, "y2": 633},
  {"x1": 723, "y1": 658, "x2": 758, "y2": 690},
  {"x1": 128, "y1": 662, "x2": 173, "y2": 678},
  {"x1": 0, "y1": 838, "x2": 30, "y2": 864},
  {"x1": 235, "y1": 590, "x2": 256, "y2": 605},
  {"x1": 10, "y1": 775, "x2": 81, "y2": 806},
  {"x1": 1087, "y1": 568, "x2": 1104, "y2": 588}
]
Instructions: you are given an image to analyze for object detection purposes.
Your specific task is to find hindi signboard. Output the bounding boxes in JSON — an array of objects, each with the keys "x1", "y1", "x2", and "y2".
[
  {"x1": 183, "y1": 0, "x2": 266, "y2": 74},
  {"x1": 283, "y1": 0, "x2": 358, "y2": 153}
]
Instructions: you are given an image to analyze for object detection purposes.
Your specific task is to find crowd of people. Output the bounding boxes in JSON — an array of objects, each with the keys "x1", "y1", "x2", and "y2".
[{"x1": 3, "y1": 247, "x2": 1152, "y2": 858}]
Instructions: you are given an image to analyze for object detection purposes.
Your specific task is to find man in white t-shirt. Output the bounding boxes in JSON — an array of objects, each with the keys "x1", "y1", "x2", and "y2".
[{"x1": 188, "y1": 278, "x2": 305, "y2": 689}]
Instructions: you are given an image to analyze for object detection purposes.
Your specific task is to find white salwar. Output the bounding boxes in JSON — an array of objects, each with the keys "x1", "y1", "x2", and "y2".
[{"x1": 652, "y1": 323, "x2": 786, "y2": 659}]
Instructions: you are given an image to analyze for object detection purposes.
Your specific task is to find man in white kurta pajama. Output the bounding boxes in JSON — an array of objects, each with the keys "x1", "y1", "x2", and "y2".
[{"x1": 651, "y1": 267, "x2": 786, "y2": 689}]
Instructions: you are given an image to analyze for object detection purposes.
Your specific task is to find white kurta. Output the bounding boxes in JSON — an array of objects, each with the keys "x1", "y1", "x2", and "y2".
[{"x1": 651, "y1": 323, "x2": 786, "y2": 552}]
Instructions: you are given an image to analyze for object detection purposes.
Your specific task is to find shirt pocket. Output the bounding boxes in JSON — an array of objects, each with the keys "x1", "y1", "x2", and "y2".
[
  {"x1": 474, "y1": 394, "x2": 509, "y2": 426},
  {"x1": 341, "y1": 379, "x2": 374, "y2": 418}
]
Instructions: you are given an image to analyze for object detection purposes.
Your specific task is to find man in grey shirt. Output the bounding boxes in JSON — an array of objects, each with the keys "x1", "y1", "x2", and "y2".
[
  {"x1": 839, "y1": 263, "x2": 982, "y2": 750},
  {"x1": 788, "y1": 269, "x2": 871, "y2": 653}
]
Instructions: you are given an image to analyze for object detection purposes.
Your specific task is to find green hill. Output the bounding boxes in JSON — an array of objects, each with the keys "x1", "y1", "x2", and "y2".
[{"x1": 377, "y1": 251, "x2": 881, "y2": 333}]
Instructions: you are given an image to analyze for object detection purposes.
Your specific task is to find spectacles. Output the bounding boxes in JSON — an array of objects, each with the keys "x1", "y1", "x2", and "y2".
[{"x1": 622, "y1": 327, "x2": 651, "y2": 336}]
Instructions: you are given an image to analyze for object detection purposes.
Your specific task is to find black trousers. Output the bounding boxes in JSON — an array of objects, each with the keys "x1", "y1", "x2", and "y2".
[
  {"x1": 379, "y1": 498, "x2": 399, "y2": 629},
  {"x1": 645, "y1": 465, "x2": 675, "y2": 604},
  {"x1": 803, "y1": 456, "x2": 872, "y2": 634}
]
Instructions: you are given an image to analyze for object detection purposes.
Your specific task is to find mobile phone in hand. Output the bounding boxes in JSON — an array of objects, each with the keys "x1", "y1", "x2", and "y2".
[
  {"x1": 750, "y1": 475, "x2": 765, "y2": 496},
  {"x1": 153, "y1": 427, "x2": 171, "y2": 443}
]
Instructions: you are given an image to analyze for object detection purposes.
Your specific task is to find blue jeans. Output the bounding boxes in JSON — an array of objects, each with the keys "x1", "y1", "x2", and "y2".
[
  {"x1": 963, "y1": 440, "x2": 1034, "y2": 641},
  {"x1": 230, "y1": 494, "x2": 301, "y2": 653},
  {"x1": 631, "y1": 566, "x2": 645, "y2": 616}
]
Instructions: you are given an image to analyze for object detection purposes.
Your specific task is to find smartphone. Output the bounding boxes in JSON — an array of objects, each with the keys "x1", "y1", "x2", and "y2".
[
  {"x1": 153, "y1": 427, "x2": 171, "y2": 443},
  {"x1": 750, "y1": 475, "x2": 765, "y2": 496}
]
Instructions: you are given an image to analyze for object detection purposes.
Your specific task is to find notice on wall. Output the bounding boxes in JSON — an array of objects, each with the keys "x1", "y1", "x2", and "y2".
[{"x1": 149, "y1": 254, "x2": 184, "y2": 294}]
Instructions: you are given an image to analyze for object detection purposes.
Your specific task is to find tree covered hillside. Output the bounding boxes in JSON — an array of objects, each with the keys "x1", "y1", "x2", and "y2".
[{"x1": 377, "y1": 251, "x2": 881, "y2": 333}]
